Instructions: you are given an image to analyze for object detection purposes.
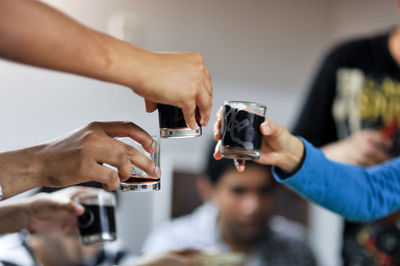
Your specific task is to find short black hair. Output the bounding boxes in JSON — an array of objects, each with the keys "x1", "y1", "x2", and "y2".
[{"x1": 205, "y1": 140, "x2": 271, "y2": 185}]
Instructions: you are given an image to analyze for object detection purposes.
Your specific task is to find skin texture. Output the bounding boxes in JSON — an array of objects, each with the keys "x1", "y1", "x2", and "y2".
[
  {"x1": 0, "y1": 0, "x2": 213, "y2": 198},
  {"x1": 0, "y1": 0, "x2": 212, "y2": 129},
  {"x1": 0, "y1": 121, "x2": 159, "y2": 199},
  {"x1": 321, "y1": 129, "x2": 391, "y2": 166},
  {"x1": 210, "y1": 166, "x2": 276, "y2": 253},
  {"x1": 0, "y1": 186, "x2": 97, "y2": 234},
  {"x1": 213, "y1": 107, "x2": 304, "y2": 173}
]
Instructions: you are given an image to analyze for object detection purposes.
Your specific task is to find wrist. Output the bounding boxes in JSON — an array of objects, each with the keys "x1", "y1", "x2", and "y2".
[
  {"x1": 279, "y1": 136, "x2": 305, "y2": 173},
  {"x1": 102, "y1": 32, "x2": 151, "y2": 93},
  {"x1": 0, "y1": 146, "x2": 45, "y2": 199},
  {"x1": 20, "y1": 145, "x2": 46, "y2": 189},
  {"x1": 18, "y1": 201, "x2": 31, "y2": 231}
]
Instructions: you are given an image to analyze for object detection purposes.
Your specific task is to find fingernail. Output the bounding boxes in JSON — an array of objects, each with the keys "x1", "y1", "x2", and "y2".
[
  {"x1": 239, "y1": 165, "x2": 245, "y2": 172},
  {"x1": 234, "y1": 159, "x2": 240, "y2": 170},
  {"x1": 261, "y1": 122, "x2": 270, "y2": 133},
  {"x1": 75, "y1": 204, "x2": 84, "y2": 214},
  {"x1": 155, "y1": 166, "x2": 161, "y2": 178},
  {"x1": 192, "y1": 124, "x2": 200, "y2": 130}
]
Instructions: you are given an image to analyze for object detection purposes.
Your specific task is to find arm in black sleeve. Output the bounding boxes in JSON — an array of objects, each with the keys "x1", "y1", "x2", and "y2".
[{"x1": 292, "y1": 48, "x2": 343, "y2": 147}]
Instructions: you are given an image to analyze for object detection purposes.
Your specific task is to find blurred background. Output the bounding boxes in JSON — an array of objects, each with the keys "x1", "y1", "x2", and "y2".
[{"x1": 0, "y1": 0, "x2": 398, "y2": 265}]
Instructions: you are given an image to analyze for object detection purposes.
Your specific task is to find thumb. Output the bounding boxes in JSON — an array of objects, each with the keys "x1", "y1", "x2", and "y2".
[
  {"x1": 260, "y1": 119, "x2": 280, "y2": 136},
  {"x1": 145, "y1": 100, "x2": 158, "y2": 113}
]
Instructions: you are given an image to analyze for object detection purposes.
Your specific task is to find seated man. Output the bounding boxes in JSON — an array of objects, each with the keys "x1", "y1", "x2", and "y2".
[{"x1": 142, "y1": 145, "x2": 316, "y2": 265}]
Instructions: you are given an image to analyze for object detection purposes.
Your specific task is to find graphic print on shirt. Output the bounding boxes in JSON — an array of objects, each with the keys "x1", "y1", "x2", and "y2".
[{"x1": 333, "y1": 68, "x2": 400, "y2": 156}]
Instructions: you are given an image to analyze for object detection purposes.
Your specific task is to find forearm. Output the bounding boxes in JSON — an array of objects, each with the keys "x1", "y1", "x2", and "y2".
[
  {"x1": 0, "y1": 200, "x2": 28, "y2": 233},
  {"x1": 0, "y1": 0, "x2": 146, "y2": 89},
  {"x1": 273, "y1": 139, "x2": 400, "y2": 221},
  {"x1": 0, "y1": 146, "x2": 44, "y2": 200}
]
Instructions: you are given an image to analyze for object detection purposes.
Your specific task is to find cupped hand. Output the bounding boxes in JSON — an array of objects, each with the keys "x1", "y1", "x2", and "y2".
[
  {"x1": 133, "y1": 51, "x2": 212, "y2": 130},
  {"x1": 321, "y1": 129, "x2": 391, "y2": 166},
  {"x1": 24, "y1": 186, "x2": 99, "y2": 233},
  {"x1": 213, "y1": 110, "x2": 304, "y2": 173},
  {"x1": 37, "y1": 121, "x2": 159, "y2": 191}
]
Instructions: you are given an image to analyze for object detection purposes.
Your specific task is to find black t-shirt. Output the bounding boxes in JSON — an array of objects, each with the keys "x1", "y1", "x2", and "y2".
[
  {"x1": 292, "y1": 29, "x2": 400, "y2": 266},
  {"x1": 293, "y1": 29, "x2": 400, "y2": 147}
]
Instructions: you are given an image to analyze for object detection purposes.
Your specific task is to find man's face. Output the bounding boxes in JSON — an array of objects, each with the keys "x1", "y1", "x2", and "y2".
[{"x1": 212, "y1": 165, "x2": 275, "y2": 244}]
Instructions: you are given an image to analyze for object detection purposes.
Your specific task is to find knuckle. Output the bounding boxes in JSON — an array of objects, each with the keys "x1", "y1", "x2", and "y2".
[
  {"x1": 116, "y1": 151, "x2": 130, "y2": 165},
  {"x1": 87, "y1": 121, "x2": 101, "y2": 130},
  {"x1": 143, "y1": 138, "x2": 154, "y2": 149},
  {"x1": 80, "y1": 132, "x2": 99, "y2": 148},
  {"x1": 191, "y1": 51, "x2": 203, "y2": 60},
  {"x1": 186, "y1": 87, "x2": 197, "y2": 100},
  {"x1": 105, "y1": 171, "x2": 119, "y2": 185},
  {"x1": 122, "y1": 121, "x2": 136, "y2": 129}
]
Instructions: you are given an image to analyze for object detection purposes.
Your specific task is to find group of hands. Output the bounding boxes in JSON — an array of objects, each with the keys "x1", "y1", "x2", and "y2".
[
  {"x1": 1, "y1": 45, "x2": 390, "y2": 264},
  {"x1": 5, "y1": 106, "x2": 391, "y2": 236},
  {"x1": 7, "y1": 120, "x2": 391, "y2": 266},
  {"x1": 0, "y1": 1, "x2": 394, "y2": 264},
  {"x1": 2, "y1": 53, "x2": 391, "y2": 266}
]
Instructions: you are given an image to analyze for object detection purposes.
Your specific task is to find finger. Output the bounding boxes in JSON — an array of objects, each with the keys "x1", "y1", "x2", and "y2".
[
  {"x1": 213, "y1": 108, "x2": 223, "y2": 140},
  {"x1": 234, "y1": 159, "x2": 246, "y2": 172},
  {"x1": 102, "y1": 136, "x2": 159, "y2": 179},
  {"x1": 213, "y1": 140, "x2": 223, "y2": 160},
  {"x1": 181, "y1": 102, "x2": 198, "y2": 130},
  {"x1": 260, "y1": 119, "x2": 281, "y2": 137},
  {"x1": 364, "y1": 147, "x2": 391, "y2": 165},
  {"x1": 67, "y1": 187, "x2": 98, "y2": 200},
  {"x1": 60, "y1": 201, "x2": 85, "y2": 216},
  {"x1": 88, "y1": 135, "x2": 133, "y2": 179},
  {"x1": 92, "y1": 121, "x2": 155, "y2": 154},
  {"x1": 145, "y1": 100, "x2": 158, "y2": 113},
  {"x1": 367, "y1": 132, "x2": 393, "y2": 150},
  {"x1": 204, "y1": 66, "x2": 213, "y2": 95},
  {"x1": 72, "y1": 202, "x2": 85, "y2": 216},
  {"x1": 116, "y1": 139, "x2": 160, "y2": 178},
  {"x1": 196, "y1": 88, "x2": 212, "y2": 126},
  {"x1": 359, "y1": 156, "x2": 378, "y2": 167},
  {"x1": 84, "y1": 163, "x2": 121, "y2": 191}
]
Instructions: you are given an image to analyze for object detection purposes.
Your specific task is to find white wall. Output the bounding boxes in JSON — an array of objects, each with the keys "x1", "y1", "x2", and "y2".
[{"x1": 0, "y1": 0, "x2": 398, "y2": 264}]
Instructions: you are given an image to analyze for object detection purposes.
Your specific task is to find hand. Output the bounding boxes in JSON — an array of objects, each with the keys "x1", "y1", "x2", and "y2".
[
  {"x1": 213, "y1": 109, "x2": 304, "y2": 173},
  {"x1": 129, "y1": 250, "x2": 202, "y2": 266},
  {"x1": 36, "y1": 121, "x2": 159, "y2": 191},
  {"x1": 23, "y1": 186, "x2": 93, "y2": 233},
  {"x1": 321, "y1": 129, "x2": 391, "y2": 166},
  {"x1": 133, "y1": 51, "x2": 212, "y2": 130}
]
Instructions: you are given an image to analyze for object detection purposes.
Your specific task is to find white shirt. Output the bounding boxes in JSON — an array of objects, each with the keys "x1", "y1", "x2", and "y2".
[{"x1": 142, "y1": 202, "x2": 316, "y2": 266}]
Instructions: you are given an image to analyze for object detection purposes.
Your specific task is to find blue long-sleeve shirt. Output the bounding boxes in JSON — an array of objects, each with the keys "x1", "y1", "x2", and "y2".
[{"x1": 272, "y1": 138, "x2": 400, "y2": 222}]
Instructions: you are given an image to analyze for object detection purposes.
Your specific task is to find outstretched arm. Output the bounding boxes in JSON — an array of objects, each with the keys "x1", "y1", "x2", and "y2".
[
  {"x1": 214, "y1": 118, "x2": 400, "y2": 221},
  {"x1": 273, "y1": 138, "x2": 400, "y2": 222},
  {"x1": 0, "y1": 121, "x2": 158, "y2": 199},
  {"x1": 0, "y1": 0, "x2": 212, "y2": 128},
  {"x1": 0, "y1": 187, "x2": 90, "y2": 234}
]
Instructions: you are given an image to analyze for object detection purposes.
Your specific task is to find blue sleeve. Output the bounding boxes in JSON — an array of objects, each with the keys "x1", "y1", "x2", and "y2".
[{"x1": 272, "y1": 138, "x2": 400, "y2": 222}]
